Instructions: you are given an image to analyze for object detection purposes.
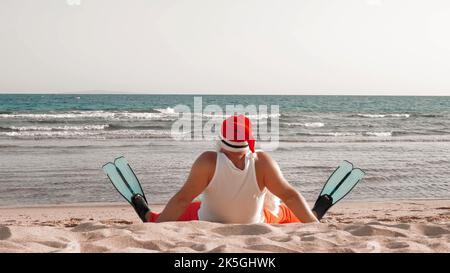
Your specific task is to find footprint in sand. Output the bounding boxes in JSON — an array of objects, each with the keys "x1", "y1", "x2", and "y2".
[
  {"x1": 269, "y1": 235, "x2": 293, "y2": 243},
  {"x1": 413, "y1": 225, "x2": 449, "y2": 237},
  {"x1": 344, "y1": 224, "x2": 408, "y2": 237},
  {"x1": 244, "y1": 237, "x2": 265, "y2": 245},
  {"x1": 386, "y1": 241, "x2": 409, "y2": 249},
  {"x1": 301, "y1": 236, "x2": 316, "y2": 242},
  {"x1": 40, "y1": 240, "x2": 69, "y2": 249},
  {"x1": 71, "y1": 222, "x2": 108, "y2": 232},
  {"x1": 207, "y1": 244, "x2": 228, "y2": 252},
  {"x1": 391, "y1": 223, "x2": 410, "y2": 230},
  {"x1": 188, "y1": 243, "x2": 207, "y2": 252},
  {"x1": 212, "y1": 224, "x2": 273, "y2": 236},
  {"x1": 0, "y1": 226, "x2": 12, "y2": 240},
  {"x1": 245, "y1": 244, "x2": 298, "y2": 253},
  {"x1": 77, "y1": 243, "x2": 108, "y2": 253}
]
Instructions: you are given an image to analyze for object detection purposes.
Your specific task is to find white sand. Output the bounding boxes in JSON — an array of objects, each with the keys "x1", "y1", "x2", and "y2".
[{"x1": 0, "y1": 200, "x2": 449, "y2": 253}]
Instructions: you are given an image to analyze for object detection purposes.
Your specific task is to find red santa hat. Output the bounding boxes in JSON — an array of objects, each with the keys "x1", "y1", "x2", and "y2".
[{"x1": 218, "y1": 115, "x2": 255, "y2": 153}]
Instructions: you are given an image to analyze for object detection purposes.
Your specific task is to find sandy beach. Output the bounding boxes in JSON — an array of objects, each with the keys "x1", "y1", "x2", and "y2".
[{"x1": 1, "y1": 200, "x2": 449, "y2": 253}]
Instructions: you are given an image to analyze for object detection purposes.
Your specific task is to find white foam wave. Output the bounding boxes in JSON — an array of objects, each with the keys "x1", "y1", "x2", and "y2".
[
  {"x1": 199, "y1": 113, "x2": 280, "y2": 121},
  {"x1": 7, "y1": 125, "x2": 109, "y2": 131},
  {"x1": 0, "y1": 111, "x2": 178, "y2": 121},
  {"x1": 0, "y1": 109, "x2": 280, "y2": 122},
  {"x1": 287, "y1": 122, "x2": 325, "y2": 128},
  {"x1": 300, "y1": 132, "x2": 359, "y2": 137},
  {"x1": 365, "y1": 132, "x2": 393, "y2": 137},
  {"x1": 390, "y1": 114, "x2": 410, "y2": 118},
  {"x1": 0, "y1": 129, "x2": 178, "y2": 139},
  {"x1": 304, "y1": 122, "x2": 325, "y2": 128},
  {"x1": 323, "y1": 132, "x2": 358, "y2": 137},
  {"x1": 155, "y1": 107, "x2": 176, "y2": 114},
  {"x1": 300, "y1": 131, "x2": 393, "y2": 137},
  {"x1": 357, "y1": 113, "x2": 410, "y2": 118}
]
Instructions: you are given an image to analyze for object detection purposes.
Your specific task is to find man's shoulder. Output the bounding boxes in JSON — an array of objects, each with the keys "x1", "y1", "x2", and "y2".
[
  {"x1": 255, "y1": 151, "x2": 276, "y2": 168},
  {"x1": 255, "y1": 151, "x2": 272, "y2": 162},
  {"x1": 198, "y1": 151, "x2": 217, "y2": 161},
  {"x1": 254, "y1": 151, "x2": 279, "y2": 182},
  {"x1": 194, "y1": 151, "x2": 217, "y2": 168}
]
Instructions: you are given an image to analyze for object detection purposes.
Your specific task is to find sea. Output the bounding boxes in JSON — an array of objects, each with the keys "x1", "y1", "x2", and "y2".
[{"x1": 0, "y1": 94, "x2": 449, "y2": 207}]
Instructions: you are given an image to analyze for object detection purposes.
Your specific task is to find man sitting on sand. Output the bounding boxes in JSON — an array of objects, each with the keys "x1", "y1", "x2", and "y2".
[{"x1": 132, "y1": 115, "x2": 319, "y2": 224}]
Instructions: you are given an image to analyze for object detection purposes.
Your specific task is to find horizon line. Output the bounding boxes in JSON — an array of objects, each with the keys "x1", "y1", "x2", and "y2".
[{"x1": 0, "y1": 91, "x2": 449, "y2": 97}]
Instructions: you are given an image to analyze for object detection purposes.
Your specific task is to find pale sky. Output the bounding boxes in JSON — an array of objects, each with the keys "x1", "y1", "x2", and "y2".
[{"x1": 0, "y1": 0, "x2": 449, "y2": 95}]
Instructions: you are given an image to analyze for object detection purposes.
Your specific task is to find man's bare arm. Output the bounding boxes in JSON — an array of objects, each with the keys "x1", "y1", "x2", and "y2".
[
  {"x1": 258, "y1": 152, "x2": 319, "y2": 223},
  {"x1": 156, "y1": 152, "x2": 215, "y2": 222}
]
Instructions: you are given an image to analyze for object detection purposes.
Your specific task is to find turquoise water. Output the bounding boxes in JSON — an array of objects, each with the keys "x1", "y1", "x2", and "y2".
[
  {"x1": 0, "y1": 94, "x2": 449, "y2": 206},
  {"x1": 1, "y1": 94, "x2": 450, "y2": 112},
  {"x1": 1, "y1": 95, "x2": 450, "y2": 141}
]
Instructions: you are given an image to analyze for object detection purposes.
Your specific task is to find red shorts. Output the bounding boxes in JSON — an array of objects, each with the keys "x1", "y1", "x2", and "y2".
[{"x1": 147, "y1": 201, "x2": 301, "y2": 224}]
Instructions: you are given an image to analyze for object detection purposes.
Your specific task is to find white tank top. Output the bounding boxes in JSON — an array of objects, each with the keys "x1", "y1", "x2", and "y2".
[{"x1": 197, "y1": 151, "x2": 267, "y2": 224}]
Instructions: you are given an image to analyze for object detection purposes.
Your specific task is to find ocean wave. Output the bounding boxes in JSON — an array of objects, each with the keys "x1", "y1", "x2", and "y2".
[
  {"x1": 0, "y1": 124, "x2": 109, "y2": 132},
  {"x1": 0, "y1": 110, "x2": 179, "y2": 121},
  {"x1": 304, "y1": 122, "x2": 325, "y2": 128},
  {"x1": 321, "y1": 132, "x2": 358, "y2": 137},
  {"x1": 154, "y1": 107, "x2": 176, "y2": 114},
  {"x1": 0, "y1": 129, "x2": 182, "y2": 139},
  {"x1": 106, "y1": 124, "x2": 169, "y2": 130},
  {"x1": 297, "y1": 132, "x2": 359, "y2": 137},
  {"x1": 281, "y1": 137, "x2": 450, "y2": 143},
  {"x1": 286, "y1": 122, "x2": 325, "y2": 128},
  {"x1": 356, "y1": 113, "x2": 410, "y2": 118},
  {"x1": 296, "y1": 131, "x2": 394, "y2": 137},
  {"x1": 199, "y1": 112, "x2": 280, "y2": 120},
  {"x1": 0, "y1": 109, "x2": 280, "y2": 122},
  {"x1": 364, "y1": 132, "x2": 392, "y2": 137}
]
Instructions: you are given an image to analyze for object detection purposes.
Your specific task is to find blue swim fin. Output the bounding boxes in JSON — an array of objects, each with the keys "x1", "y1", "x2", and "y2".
[
  {"x1": 102, "y1": 157, "x2": 150, "y2": 222},
  {"x1": 102, "y1": 162, "x2": 134, "y2": 204},
  {"x1": 114, "y1": 157, "x2": 147, "y2": 203},
  {"x1": 312, "y1": 161, "x2": 365, "y2": 220}
]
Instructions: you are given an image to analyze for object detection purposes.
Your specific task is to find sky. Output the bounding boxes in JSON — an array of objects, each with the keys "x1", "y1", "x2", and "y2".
[{"x1": 0, "y1": 0, "x2": 449, "y2": 95}]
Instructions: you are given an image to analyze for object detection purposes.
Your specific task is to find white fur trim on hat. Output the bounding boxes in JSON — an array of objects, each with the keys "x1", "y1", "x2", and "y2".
[
  {"x1": 218, "y1": 134, "x2": 249, "y2": 152},
  {"x1": 217, "y1": 139, "x2": 249, "y2": 153}
]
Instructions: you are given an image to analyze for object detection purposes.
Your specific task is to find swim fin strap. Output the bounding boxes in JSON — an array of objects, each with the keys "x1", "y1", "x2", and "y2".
[
  {"x1": 102, "y1": 156, "x2": 147, "y2": 204},
  {"x1": 312, "y1": 161, "x2": 365, "y2": 220}
]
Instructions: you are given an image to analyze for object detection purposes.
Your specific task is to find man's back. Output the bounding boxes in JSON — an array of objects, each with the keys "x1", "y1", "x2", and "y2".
[{"x1": 197, "y1": 151, "x2": 267, "y2": 223}]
